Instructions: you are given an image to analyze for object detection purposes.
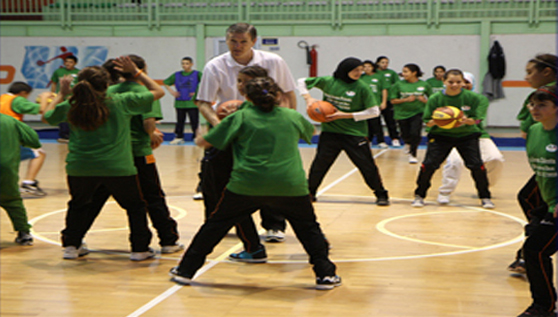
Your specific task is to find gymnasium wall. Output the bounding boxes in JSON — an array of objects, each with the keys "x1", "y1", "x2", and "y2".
[{"x1": 1, "y1": 33, "x2": 555, "y2": 127}]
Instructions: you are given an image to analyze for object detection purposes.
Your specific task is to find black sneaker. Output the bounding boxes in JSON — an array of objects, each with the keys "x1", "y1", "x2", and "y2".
[
  {"x1": 15, "y1": 231, "x2": 33, "y2": 246},
  {"x1": 376, "y1": 197, "x2": 390, "y2": 206},
  {"x1": 508, "y1": 258, "x2": 526, "y2": 274},
  {"x1": 229, "y1": 246, "x2": 267, "y2": 263},
  {"x1": 20, "y1": 181, "x2": 46, "y2": 197},
  {"x1": 517, "y1": 305, "x2": 556, "y2": 317},
  {"x1": 316, "y1": 275, "x2": 342, "y2": 290},
  {"x1": 169, "y1": 266, "x2": 192, "y2": 285}
]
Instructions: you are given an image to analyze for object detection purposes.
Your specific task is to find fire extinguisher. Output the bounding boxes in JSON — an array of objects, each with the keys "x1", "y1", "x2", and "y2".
[
  {"x1": 309, "y1": 45, "x2": 318, "y2": 77},
  {"x1": 298, "y1": 41, "x2": 318, "y2": 77}
]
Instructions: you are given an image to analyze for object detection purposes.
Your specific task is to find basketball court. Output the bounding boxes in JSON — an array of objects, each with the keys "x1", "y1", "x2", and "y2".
[{"x1": 1, "y1": 140, "x2": 534, "y2": 316}]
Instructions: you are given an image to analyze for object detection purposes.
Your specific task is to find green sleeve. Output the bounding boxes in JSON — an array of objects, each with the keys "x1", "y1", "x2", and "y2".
[
  {"x1": 142, "y1": 99, "x2": 163, "y2": 121},
  {"x1": 422, "y1": 96, "x2": 437, "y2": 123},
  {"x1": 163, "y1": 73, "x2": 176, "y2": 86},
  {"x1": 15, "y1": 119, "x2": 41, "y2": 149},
  {"x1": 11, "y1": 96, "x2": 40, "y2": 115},
  {"x1": 304, "y1": 77, "x2": 327, "y2": 91},
  {"x1": 43, "y1": 101, "x2": 70, "y2": 125},
  {"x1": 204, "y1": 111, "x2": 242, "y2": 150},
  {"x1": 295, "y1": 111, "x2": 314, "y2": 144},
  {"x1": 389, "y1": 82, "x2": 400, "y2": 100},
  {"x1": 476, "y1": 94, "x2": 489, "y2": 122}
]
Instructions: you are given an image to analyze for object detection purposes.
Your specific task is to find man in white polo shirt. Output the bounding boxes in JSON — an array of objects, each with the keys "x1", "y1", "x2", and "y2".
[{"x1": 196, "y1": 23, "x2": 297, "y2": 263}]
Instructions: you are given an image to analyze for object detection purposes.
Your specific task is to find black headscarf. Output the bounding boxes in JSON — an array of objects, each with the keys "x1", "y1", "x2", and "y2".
[{"x1": 333, "y1": 57, "x2": 363, "y2": 84}]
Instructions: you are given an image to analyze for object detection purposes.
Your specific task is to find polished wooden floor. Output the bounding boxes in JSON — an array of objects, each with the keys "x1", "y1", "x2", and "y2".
[{"x1": 1, "y1": 140, "x2": 537, "y2": 317}]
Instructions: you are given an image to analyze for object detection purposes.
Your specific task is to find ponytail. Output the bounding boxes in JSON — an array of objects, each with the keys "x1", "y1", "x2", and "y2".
[
  {"x1": 68, "y1": 66, "x2": 110, "y2": 131},
  {"x1": 244, "y1": 77, "x2": 282, "y2": 113}
]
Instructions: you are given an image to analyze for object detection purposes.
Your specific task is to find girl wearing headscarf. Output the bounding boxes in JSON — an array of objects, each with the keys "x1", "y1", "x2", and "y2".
[{"x1": 297, "y1": 57, "x2": 389, "y2": 206}]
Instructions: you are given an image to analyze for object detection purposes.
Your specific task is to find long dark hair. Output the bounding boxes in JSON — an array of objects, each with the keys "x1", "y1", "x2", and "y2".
[
  {"x1": 101, "y1": 58, "x2": 121, "y2": 85},
  {"x1": 245, "y1": 77, "x2": 281, "y2": 113},
  {"x1": 68, "y1": 66, "x2": 110, "y2": 131}
]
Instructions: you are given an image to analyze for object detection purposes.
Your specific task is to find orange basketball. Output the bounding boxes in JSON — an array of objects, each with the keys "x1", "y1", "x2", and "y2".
[
  {"x1": 216, "y1": 100, "x2": 243, "y2": 119},
  {"x1": 432, "y1": 106, "x2": 464, "y2": 129},
  {"x1": 307, "y1": 101, "x2": 336, "y2": 123}
]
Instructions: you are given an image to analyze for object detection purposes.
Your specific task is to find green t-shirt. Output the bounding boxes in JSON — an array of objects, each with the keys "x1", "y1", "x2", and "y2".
[
  {"x1": 43, "y1": 92, "x2": 154, "y2": 177},
  {"x1": 517, "y1": 81, "x2": 556, "y2": 133},
  {"x1": 426, "y1": 77, "x2": 445, "y2": 94},
  {"x1": 107, "y1": 82, "x2": 163, "y2": 157},
  {"x1": 204, "y1": 105, "x2": 314, "y2": 196},
  {"x1": 163, "y1": 71, "x2": 202, "y2": 109},
  {"x1": 359, "y1": 73, "x2": 387, "y2": 104},
  {"x1": 50, "y1": 67, "x2": 80, "y2": 93},
  {"x1": 389, "y1": 80, "x2": 432, "y2": 120},
  {"x1": 305, "y1": 76, "x2": 377, "y2": 137},
  {"x1": 376, "y1": 68, "x2": 399, "y2": 88},
  {"x1": 423, "y1": 89, "x2": 483, "y2": 138},
  {"x1": 11, "y1": 96, "x2": 40, "y2": 115},
  {"x1": 526, "y1": 123, "x2": 557, "y2": 213},
  {"x1": 0, "y1": 114, "x2": 41, "y2": 196}
]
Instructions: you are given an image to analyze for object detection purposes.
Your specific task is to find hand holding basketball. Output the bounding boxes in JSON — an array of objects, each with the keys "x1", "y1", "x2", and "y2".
[
  {"x1": 431, "y1": 106, "x2": 464, "y2": 129},
  {"x1": 216, "y1": 100, "x2": 243, "y2": 119},
  {"x1": 307, "y1": 100, "x2": 336, "y2": 123}
]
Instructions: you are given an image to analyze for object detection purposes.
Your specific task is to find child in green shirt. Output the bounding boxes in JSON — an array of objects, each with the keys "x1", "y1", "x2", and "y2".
[
  {"x1": 299, "y1": 57, "x2": 389, "y2": 206},
  {"x1": 43, "y1": 56, "x2": 165, "y2": 261},
  {"x1": 517, "y1": 85, "x2": 558, "y2": 317},
  {"x1": 411, "y1": 69, "x2": 492, "y2": 209},
  {"x1": 0, "y1": 114, "x2": 41, "y2": 245},
  {"x1": 389, "y1": 63, "x2": 432, "y2": 163},
  {"x1": 170, "y1": 77, "x2": 340, "y2": 290},
  {"x1": 426, "y1": 65, "x2": 446, "y2": 95}
]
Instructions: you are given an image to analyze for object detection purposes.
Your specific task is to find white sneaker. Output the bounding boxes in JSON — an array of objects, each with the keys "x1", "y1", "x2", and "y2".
[
  {"x1": 392, "y1": 139, "x2": 401, "y2": 147},
  {"x1": 63, "y1": 243, "x2": 89, "y2": 259},
  {"x1": 481, "y1": 198, "x2": 495, "y2": 209},
  {"x1": 130, "y1": 248, "x2": 155, "y2": 261},
  {"x1": 412, "y1": 196, "x2": 425, "y2": 208},
  {"x1": 378, "y1": 142, "x2": 388, "y2": 149},
  {"x1": 192, "y1": 192, "x2": 203, "y2": 200},
  {"x1": 437, "y1": 193, "x2": 451, "y2": 204},
  {"x1": 170, "y1": 138, "x2": 185, "y2": 145},
  {"x1": 161, "y1": 244, "x2": 185, "y2": 254},
  {"x1": 403, "y1": 144, "x2": 410, "y2": 154},
  {"x1": 265, "y1": 229, "x2": 285, "y2": 243},
  {"x1": 409, "y1": 155, "x2": 418, "y2": 164}
]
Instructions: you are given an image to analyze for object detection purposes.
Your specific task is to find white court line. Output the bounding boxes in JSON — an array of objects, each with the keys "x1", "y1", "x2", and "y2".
[
  {"x1": 123, "y1": 147, "x2": 391, "y2": 316},
  {"x1": 125, "y1": 146, "x2": 390, "y2": 316}
]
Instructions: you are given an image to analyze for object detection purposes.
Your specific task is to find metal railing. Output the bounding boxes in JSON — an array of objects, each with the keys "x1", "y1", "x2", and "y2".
[{"x1": 1, "y1": 0, "x2": 555, "y2": 28}]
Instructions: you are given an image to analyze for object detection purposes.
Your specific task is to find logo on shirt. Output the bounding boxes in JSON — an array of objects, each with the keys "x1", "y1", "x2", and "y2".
[
  {"x1": 462, "y1": 106, "x2": 470, "y2": 111},
  {"x1": 371, "y1": 79, "x2": 378, "y2": 82},
  {"x1": 346, "y1": 91, "x2": 356, "y2": 97},
  {"x1": 546, "y1": 144, "x2": 557, "y2": 152},
  {"x1": 417, "y1": 87, "x2": 425, "y2": 91}
]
